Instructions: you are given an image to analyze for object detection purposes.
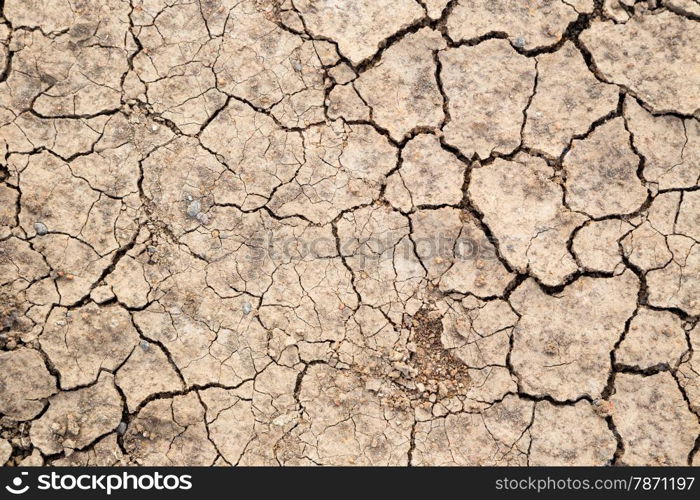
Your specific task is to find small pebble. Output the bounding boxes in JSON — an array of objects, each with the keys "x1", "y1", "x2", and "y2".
[
  {"x1": 513, "y1": 36, "x2": 526, "y2": 48},
  {"x1": 116, "y1": 422, "x2": 128, "y2": 435},
  {"x1": 242, "y1": 302, "x2": 252, "y2": 315},
  {"x1": 34, "y1": 222, "x2": 48, "y2": 235},
  {"x1": 196, "y1": 212, "x2": 210, "y2": 224},
  {"x1": 186, "y1": 200, "x2": 201, "y2": 217},
  {"x1": 140, "y1": 340, "x2": 150, "y2": 351}
]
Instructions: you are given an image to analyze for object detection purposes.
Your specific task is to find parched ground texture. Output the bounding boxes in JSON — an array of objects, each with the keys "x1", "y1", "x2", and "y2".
[{"x1": 0, "y1": 0, "x2": 699, "y2": 467}]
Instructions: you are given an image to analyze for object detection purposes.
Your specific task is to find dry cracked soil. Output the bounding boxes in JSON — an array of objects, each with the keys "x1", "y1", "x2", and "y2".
[{"x1": 0, "y1": 0, "x2": 699, "y2": 467}]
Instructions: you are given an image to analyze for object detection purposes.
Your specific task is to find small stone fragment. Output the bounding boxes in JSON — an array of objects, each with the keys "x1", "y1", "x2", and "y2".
[
  {"x1": 33, "y1": 222, "x2": 48, "y2": 235},
  {"x1": 186, "y1": 199, "x2": 201, "y2": 218},
  {"x1": 195, "y1": 212, "x2": 210, "y2": 225}
]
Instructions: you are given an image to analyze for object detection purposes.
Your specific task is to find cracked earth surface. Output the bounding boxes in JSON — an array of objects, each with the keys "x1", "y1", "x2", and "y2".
[{"x1": 0, "y1": 0, "x2": 699, "y2": 467}]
